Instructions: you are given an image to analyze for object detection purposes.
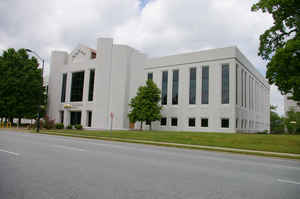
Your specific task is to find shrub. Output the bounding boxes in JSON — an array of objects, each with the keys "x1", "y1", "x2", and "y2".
[
  {"x1": 67, "y1": 125, "x2": 73, "y2": 129},
  {"x1": 75, "y1": 124, "x2": 83, "y2": 130},
  {"x1": 56, "y1": 123, "x2": 64, "y2": 129}
]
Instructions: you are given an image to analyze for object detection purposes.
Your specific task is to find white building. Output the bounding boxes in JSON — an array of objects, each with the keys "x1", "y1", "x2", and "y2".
[
  {"x1": 48, "y1": 38, "x2": 270, "y2": 133},
  {"x1": 284, "y1": 94, "x2": 300, "y2": 115}
]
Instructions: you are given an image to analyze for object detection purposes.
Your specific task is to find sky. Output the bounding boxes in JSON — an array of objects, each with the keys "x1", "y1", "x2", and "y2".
[{"x1": 0, "y1": 0, "x2": 284, "y2": 115}]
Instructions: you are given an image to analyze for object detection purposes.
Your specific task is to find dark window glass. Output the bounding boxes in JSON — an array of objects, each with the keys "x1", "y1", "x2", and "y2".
[
  {"x1": 236, "y1": 64, "x2": 238, "y2": 105},
  {"x1": 88, "y1": 69, "x2": 95, "y2": 101},
  {"x1": 61, "y1": 73, "x2": 67, "y2": 102},
  {"x1": 236, "y1": 119, "x2": 238, "y2": 128},
  {"x1": 171, "y1": 118, "x2": 178, "y2": 126},
  {"x1": 146, "y1": 120, "x2": 150, "y2": 125},
  {"x1": 222, "y1": 64, "x2": 230, "y2": 104},
  {"x1": 244, "y1": 72, "x2": 247, "y2": 107},
  {"x1": 172, "y1": 70, "x2": 179, "y2": 105},
  {"x1": 201, "y1": 118, "x2": 208, "y2": 127},
  {"x1": 160, "y1": 117, "x2": 167, "y2": 126},
  {"x1": 161, "y1": 71, "x2": 168, "y2": 105},
  {"x1": 147, "y1": 72, "x2": 153, "y2": 80},
  {"x1": 70, "y1": 111, "x2": 81, "y2": 126},
  {"x1": 241, "y1": 70, "x2": 244, "y2": 107},
  {"x1": 188, "y1": 118, "x2": 196, "y2": 127},
  {"x1": 87, "y1": 111, "x2": 92, "y2": 127},
  {"x1": 60, "y1": 111, "x2": 64, "y2": 124},
  {"x1": 70, "y1": 71, "x2": 85, "y2": 102},
  {"x1": 221, "y1": 118, "x2": 229, "y2": 128},
  {"x1": 189, "y1": 68, "x2": 196, "y2": 104},
  {"x1": 201, "y1": 66, "x2": 209, "y2": 104}
]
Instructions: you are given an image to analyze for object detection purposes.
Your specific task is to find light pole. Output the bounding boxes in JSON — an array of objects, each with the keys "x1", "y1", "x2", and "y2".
[{"x1": 26, "y1": 49, "x2": 44, "y2": 133}]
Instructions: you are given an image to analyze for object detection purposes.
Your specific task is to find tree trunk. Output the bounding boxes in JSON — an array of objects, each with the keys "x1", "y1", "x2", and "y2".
[
  {"x1": 149, "y1": 122, "x2": 152, "y2": 131},
  {"x1": 140, "y1": 121, "x2": 143, "y2": 131},
  {"x1": 18, "y1": 117, "x2": 22, "y2": 128}
]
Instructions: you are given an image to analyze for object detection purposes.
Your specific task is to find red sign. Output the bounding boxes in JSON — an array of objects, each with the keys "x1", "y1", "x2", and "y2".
[{"x1": 110, "y1": 112, "x2": 114, "y2": 119}]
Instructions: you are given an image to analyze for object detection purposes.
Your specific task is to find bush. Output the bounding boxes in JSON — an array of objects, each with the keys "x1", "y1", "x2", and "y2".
[
  {"x1": 67, "y1": 125, "x2": 73, "y2": 129},
  {"x1": 75, "y1": 124, "x2": 83, "y2": 130},
  {"x1": 56, "y1": 123, "x2": 64, "y2": 129}
]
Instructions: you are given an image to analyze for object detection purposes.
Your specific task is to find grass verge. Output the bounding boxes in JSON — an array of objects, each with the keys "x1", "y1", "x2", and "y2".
[{"x1": 30, "y1": 129, "x2": 300, "y2": 160}]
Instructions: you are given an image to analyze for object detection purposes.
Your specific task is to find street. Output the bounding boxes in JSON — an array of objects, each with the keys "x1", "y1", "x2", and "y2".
[{"x1": 0, "y1": 130, "x2": 300, "y2": 199}]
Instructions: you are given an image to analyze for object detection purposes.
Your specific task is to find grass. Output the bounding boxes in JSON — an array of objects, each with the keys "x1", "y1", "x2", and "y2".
[{"x1": 40, "y1": 129, "x2": 300, "y2": 155}]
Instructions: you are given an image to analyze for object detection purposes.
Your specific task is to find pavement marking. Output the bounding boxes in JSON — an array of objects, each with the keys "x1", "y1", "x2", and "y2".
[
  {"x1": 277, "y1": 179, "x2": 300, "y2": 185},
  {"x1": 0, "y1": 149, "x2": 20, "y2": 156},
  {"x1": 51, "y1": 144, "x2": 87, "y2": 152}
]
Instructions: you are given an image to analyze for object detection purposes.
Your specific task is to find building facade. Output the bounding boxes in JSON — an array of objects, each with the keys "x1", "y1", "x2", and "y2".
[
  {"x1": 284, "y1": 94, "x2": 300, "y2": 115},
  {"x1": 48, "y1": 38, "x2": 270, "y2": 133}
]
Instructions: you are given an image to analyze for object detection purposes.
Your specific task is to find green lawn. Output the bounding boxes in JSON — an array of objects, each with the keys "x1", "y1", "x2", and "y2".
[{"x1": 43, "y1": 129, "x2": 300, "y2": 154}]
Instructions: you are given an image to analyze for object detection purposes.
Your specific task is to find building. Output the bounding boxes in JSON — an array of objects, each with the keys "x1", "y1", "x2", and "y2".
[
  {"x1": 47, "y1": 38, "x2": 270, "y2": 133},
  {"x1": 284, "y1": 94, "x2": 300, "y2": 115}
]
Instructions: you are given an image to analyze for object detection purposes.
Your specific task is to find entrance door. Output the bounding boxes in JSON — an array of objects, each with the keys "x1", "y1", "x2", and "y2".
[{"x1": 70, "y1": 111, "x2": 81, "y2": 125}]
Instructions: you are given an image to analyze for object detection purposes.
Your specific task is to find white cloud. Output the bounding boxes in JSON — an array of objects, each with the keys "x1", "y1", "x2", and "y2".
[{"x1": 0, "y1": 0, "x2": 283, "y2": 114}]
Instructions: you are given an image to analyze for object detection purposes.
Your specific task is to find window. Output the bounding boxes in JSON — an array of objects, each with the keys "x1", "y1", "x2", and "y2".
[
  {"x1": 222, "y1": 64, "x2": 229, "y2": 104},
  {"x1": 201, "y1": 118, "x2": 208, "y2": 127},
  {"x1": 241, "y1": 70, "x2": 244, "y2": 107},
  {"x1": 236, "y1": 64, "x2": 238, "y2": 105},
  {"x1": 201, "y1": 66, "x2": 209, "y2": 104},
  {"x1": 70, "y1": 111, "x2": 81, "y2": 126},
  {"x1": 236, "y1": 119, "x2": 238, "y2": 128},
  {"x1": 160, "y1": 117, "x2": 167, "y2": 126},
  {"x1": 88, "y1": 69, "x2": 95, "y2": 101},
  {"x1": 59, "y1": 111, "x2": 64, "y2": 124},
  {"x1": 70, "y1": 71, "x2": 85, "y2": 102},
  {"x1": 189, "y1": 68, "x2": 196, "y2": 104},
  {"x1": 241, "y1": 120, "x2": 244, "y2": 129},
  {"x1": 172, "y1": 70, "x2": 179, "y2": 105},
  {"x1": 161, "y1": 71, "x2": 168, "y2": 105},
  {"x1": 188, "y1": 118, "x2": 196, "y2": 127},
  {"x1": 87, "y1": 111, "x2": 92, "y2": 127},
  {"x1": 61, "y1": 73, "x2": 67, "y2": 102},
  {"x1": 221, "y1": 118, "x2": 229, "y2": 128},
  {"x1": 171, "y1": 118, "x2": 178, "y2": 126},
  {"x1": 147, "y1": 72, "x2": 153, "y2": 81},
  {"x1": 244, "y1": 72, "x2": 247, "y2": 108}
]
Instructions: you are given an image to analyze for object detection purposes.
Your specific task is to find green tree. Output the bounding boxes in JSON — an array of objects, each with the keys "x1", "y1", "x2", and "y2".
[
  {"x1": 128, "y1": 80, "x2": 162, "y2": 130},
  {"x1": 270, "y1": 105, "x2": 284, "y2": 134},
  {"x1": 0, "y1": 48, "x2": 44, "y2": 125},
  {"x1": 284, "y1": 109, "x2": 300, "y2": 134},
  {"x1": 251, "y1": 0, "x2": 300, "y2": 101}
]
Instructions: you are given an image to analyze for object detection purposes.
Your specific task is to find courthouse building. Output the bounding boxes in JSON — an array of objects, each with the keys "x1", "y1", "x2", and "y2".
[{"x1": 47, "y1": 38, "x2": 270, "y2": 133}]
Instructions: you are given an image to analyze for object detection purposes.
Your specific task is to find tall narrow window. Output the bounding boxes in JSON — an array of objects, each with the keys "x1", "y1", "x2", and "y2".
[
  {"x1": 147, "y1": 72, "x2": 153, "y2": 80},
  {"x1": 236, "y1": 64, "x2": 238, "y2": 105},
  {"x1": 61, "y1": 73, "x2": 67, "y2": 102},
  {"x1": 201, "y1": 66, "x2": 209, "y2": 104},
  {"x1": 244, "y1": 72, "x2": 247, "y2": 108},
  {"x1": 222, "y1": 64, "x2": 230, "y2": 104},
  {"x1": 70, "y1": 111, "x2": 82, "y2": 125},
  {"x1": 161, "y1": 71, "x2": 168, "y2": 105},
  {"x1": 172, "y1": 70, "x2": 179, "y2": 105},
  {"x1": 70, "y1": 71, "x2": 85, "y2": 102},
  {"x1": 189, "y1": 68, "x2": 196, "y2": 104},
  {"x1": 249, "y1": 77, "x2": 251, "y2": 110},
  {"x1": 87, "y1": 111, "x2": 92, "y2": 127},
  {"x1": 88, "y1": 69, "x2": 95, "y2": 101},
  {"x1": 241, "y1": 70, "x2": 244, "y2": 107}
]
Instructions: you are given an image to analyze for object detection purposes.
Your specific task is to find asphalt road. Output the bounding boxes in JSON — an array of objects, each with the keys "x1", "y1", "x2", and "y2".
[{"x1": 0, "y1": 130, "x2": 300, "y2": 199}]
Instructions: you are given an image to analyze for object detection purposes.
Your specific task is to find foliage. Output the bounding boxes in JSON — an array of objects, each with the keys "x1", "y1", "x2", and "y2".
[
  {"x1": 56, "y1": 123, "x2": 64, "y2": 129},
  {"x1": 284, "y1": 109, "x2": 300, "y2": 134},
  {"x1": 43, "y1": 115, "x2": 55, "y2": 129},
  {"x1": 270, "y1": 105, "x2": 284, "y2": 134},
  {"x1": 251, "y1": 0, "x2": 300, "y2": 101},
  {"x1": 0, "y1": 48, "x2": 45, "y2": 122},
  {"x1": 67, "y1": 125, "x2": 73, "y2": 129},
  {"x1": 128, "y1": 80, "x2": 162, "y2": 130},
  {"x1": 75, "y1": 124, "x2": 83, "y2": 130}
]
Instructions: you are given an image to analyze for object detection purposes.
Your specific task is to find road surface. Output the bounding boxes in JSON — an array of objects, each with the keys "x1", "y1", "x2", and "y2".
[{"x1": 0, "y1": 130, "x2": 300, "y2": 199}]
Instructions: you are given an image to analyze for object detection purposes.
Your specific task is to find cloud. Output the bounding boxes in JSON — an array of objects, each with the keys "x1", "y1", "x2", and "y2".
[{"x1": 0, "y1": 0, "x2": 284, "y2": 114}]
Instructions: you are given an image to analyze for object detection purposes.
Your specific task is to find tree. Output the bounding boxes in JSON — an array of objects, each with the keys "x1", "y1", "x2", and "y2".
[
  {"x1": 251, "y1": 0, "x2": 300, "y2": 101},
  {"x1": 128, "y1": 80, "x2": 162, "y2": 130},
  {"x1": 270, "y1": 105, "x2": 284, "y2": 134},
  {"x1": 284, "y1": 109, "x2": 300, "y2": 134},
  {"x1": 0, "y1": 48, "x2": 44, "y2": 125}
]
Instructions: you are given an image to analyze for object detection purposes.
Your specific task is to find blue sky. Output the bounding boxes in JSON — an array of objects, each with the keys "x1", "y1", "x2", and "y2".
[{"x1": 139, "y1": 0, "x2": 151, "y2": 9}]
